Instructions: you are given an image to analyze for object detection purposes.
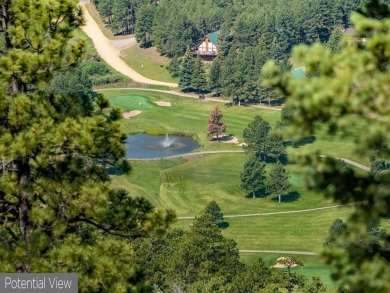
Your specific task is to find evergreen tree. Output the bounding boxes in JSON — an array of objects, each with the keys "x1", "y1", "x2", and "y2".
[
  {"x1": 243, "y1": 115, "x2": 271, "y2": 160},
  {"x1": 240, "y1": 156, "x2": 266, "y2": 198},
  {"x1": 327, "y1": 26, "x2": 344, "y2": 54},
  {"x1": 267, "y1": 162, "x2": 292, "y2": 203},
  {"x1": 133, "y1": 215, "x2": 327, "y2": 291},
  {"x1": 111, "y1": 0, "x2": 133, "y2": 35},
  {"x1": 46, "y1": 67, "x2": 92, "y2": 95},
  {"x1": 179, "y1": 47, "x2": 194, "y2": 92},
  {"x1": 207, "y1": 106, "x2": 227, "y2": 140},
  {"x1": 209, "y1": 56, "x2": 222, "y2": 96},
  {"x1": 204, "y1": 201, "x2": 224, "y2": 226},
  {"x1": 264, "y1": 1, "x2": 390, "y2": 289},
  {"x1": 191, "y1": 56, "x2": 208, "y2": 93},
  {"x1": 168, "y1": 56, "x2": 181, "y2": 78},
  {"x1": 135, "y1": 3, "x2": 155, "y2": 47},
  {"x1": 266, "y1": 134, "x2": 285, "y2": 162},
  {"x1": 133, "y1": 214, "x2": 244, "y2": 292},
  {"x1": 0, "y1": 0, "x2": 173, "y2": 290},
  {"x1": 220, "y1": 48, "x2": 237, "y2": 103}
]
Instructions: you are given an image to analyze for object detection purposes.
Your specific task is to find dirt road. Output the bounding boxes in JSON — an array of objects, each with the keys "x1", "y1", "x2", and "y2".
[{"x1": 80, "y1": 6, "x2": 178, "y2": 88}]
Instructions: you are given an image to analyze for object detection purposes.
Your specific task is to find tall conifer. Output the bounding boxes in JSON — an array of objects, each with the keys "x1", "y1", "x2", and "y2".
[
  {"x1": 191, "y1": 56, "x2": 208, "y2": 93},
  {"x1": 179, "y1": 47, "x2": 194, "y2": 92},
  {"x1": 0, "y1": 0, "x2": 173, "y2": 290}
]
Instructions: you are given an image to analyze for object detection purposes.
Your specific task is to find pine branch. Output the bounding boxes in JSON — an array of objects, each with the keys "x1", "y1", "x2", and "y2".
[{"x1": 73, "y1": 217, "x2": 145, "y2": 239}]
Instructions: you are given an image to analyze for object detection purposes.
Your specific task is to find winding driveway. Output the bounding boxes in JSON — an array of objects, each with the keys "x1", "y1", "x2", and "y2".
[{"x1": 81, "y1": 6, "x2": 177, "y2": 88}]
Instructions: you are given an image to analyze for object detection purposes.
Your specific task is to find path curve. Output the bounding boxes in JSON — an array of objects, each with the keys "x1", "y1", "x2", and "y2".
[
  {"x1": 319, "y1": 155, "x2": 370, "y2": 171},
  {"x1": 81, "y1": 7, "x2": 177, "y2": 88},
  {"x1": 126, "y1": 146, "x2": 369, "y2": 173},
  {"x1": 239, "y1": 250, "x2": 317, "y2": 255},
  {"x1": 129, "y1": 150, "x2": 245, "y2": 161},
  {"x1": 177, "y1": 204, "x2": 354, "y2": 220}
]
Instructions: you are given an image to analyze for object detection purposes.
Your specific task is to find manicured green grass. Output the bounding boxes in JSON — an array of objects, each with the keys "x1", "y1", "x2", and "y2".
[
  {"x1": 174, "y1": 206, "x2": 352, "y2": 251},
  {"x1": 109, "y1": 95, "x2": 155, "y2": 111},
  {"x1": 122, "y1": 46, "x2": 178, "y2": 83},
  {"x1": 113, "y1": 153, "x2": 340, "y2": 217},
  {"x1": 240, "y1": 253, "x2": 336, "y2": 287},
  {"x1": 102, "y1": 89, "x2": 280, "y2": 147},
  {"x1": 222, "y1": 207, "x2": 352, "y2": 251},
  {"x1": 102, "y1": 89, "x2": 368, "y2": 164},
  {"x1": 104, "y1": 89, "x2": 366, "y2": 260}
]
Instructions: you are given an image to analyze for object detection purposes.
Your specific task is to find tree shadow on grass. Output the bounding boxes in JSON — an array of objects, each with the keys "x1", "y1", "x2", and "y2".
[
  {"x1": 271, "y1": 191, "x2": 301, "y2": 203},
  {"x1": 264, "y1": 154, "x2": 289, "y2": 165},
  {"x1": 107, "y1": 167, "x2": 125, "y2": 176},
  {"x1": 210, "y1": 134, "x2": 234, "y2": 141},
  {"x1": 219, "y1": 222, "x2": 230, "y2": 229},
  {"x1": 245, "y1": 187, "x2": 267, "y2": 199},
  {"x1": 286, "y1": 136, "x2": 317, "y2": 148}
]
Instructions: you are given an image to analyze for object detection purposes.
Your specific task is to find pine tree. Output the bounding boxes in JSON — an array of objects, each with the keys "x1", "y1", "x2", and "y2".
[
  {"x1": 266, "y1": 134, "x2": 285, "y2": 162},
  {"x1": 0, "y1": 0, "x2": 174, "y2": 290},
  {"x1": 204, "y1": 201, "x2": 224, "y2": 226},
  {"x1": 168, "y1": 56, "x2": 181, "y2": 78},
  {"x1": 135, "y1": 3, "x2": 155, "y2": 47},
  {"x1": 209, "y1": 56, "x2": 222, "y2": 96},
  {"x1": 327, "y1": 26, "x2": 344, "y2": 54},
  {"x1": 207, "y1": 106, "x2": 227, "y2": 140},
  {"x1": 240, "y1": 155, "x2": 266, "y2": 198},
  {"x1": 179, "y1": 47, "x2": 194, "y2": 92},
  {"x1": 243, "y1": 115, "x2": 271, "y2": 160},
  {"x1": 191, "y1": 56, "x2": 208, "y2": 94},
  {"x1": 267, "y1": 162, "x2": 291, "y2": 203}
]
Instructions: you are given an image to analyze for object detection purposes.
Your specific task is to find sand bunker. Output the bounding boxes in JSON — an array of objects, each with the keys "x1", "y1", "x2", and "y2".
[
  {"x1": 154, "y1": 101, "x2": 171, "y2": 106},
  {"x1": 272, "y1": 257, "x2": 299, "y2": 268},
  {"x1": 122, "y1": 110, "x2": 141, "y2": 119},
  {"x1": 212, "y1": 135, "x2": 240, "y2": 144}
]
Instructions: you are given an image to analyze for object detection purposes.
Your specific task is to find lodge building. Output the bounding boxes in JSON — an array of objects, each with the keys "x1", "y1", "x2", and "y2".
[{"x1": 193, "y1": 31, "x2": 220, "y2": 61}]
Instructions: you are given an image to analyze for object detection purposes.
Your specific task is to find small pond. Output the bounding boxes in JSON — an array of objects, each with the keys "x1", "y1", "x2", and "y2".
[{"x1": 125, "y1": 134, "x2": 200, "y2": 159}]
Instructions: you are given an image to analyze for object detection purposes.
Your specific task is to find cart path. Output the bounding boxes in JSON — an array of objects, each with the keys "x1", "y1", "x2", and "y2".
[
  {"x1": 129, "y1": 150, "x2": 245, "y2": 161},
  {"x1": 239, "y1": 250, "x2": 317, "y2": 255},
  {"x1": 128, "y1": 148, "x2": 370, "y2": 172},
  {"x1": 319, "y1": 155, "x2": 370, "y2": 171},
  {"x1": 177, "y1": 204, "x2": 354, "y2": 220},
  {"x1": 81, "y1": 7, "x2": 177, "y2": 87},
  {"x1": 97, "y1": 87, "x2": 283, "y2": 111}
]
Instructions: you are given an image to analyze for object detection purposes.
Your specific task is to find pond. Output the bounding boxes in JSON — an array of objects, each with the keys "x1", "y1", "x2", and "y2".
[{"x1": 125, "y1": 134, "x2": 200, "y2": 159}]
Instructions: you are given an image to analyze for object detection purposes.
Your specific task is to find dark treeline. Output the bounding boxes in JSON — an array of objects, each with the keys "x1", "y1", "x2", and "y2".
[
  {"x1": 94, "y1": 0, "x2": 363, "y2": 55},
  {"x1": 94, "y1": 0, "x2": 364, "y2": 102}
]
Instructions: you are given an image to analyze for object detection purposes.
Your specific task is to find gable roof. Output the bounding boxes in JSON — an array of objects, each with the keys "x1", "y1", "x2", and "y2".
[{"x1": 206, "y1": 31, "x2": 220, "y2": 46}]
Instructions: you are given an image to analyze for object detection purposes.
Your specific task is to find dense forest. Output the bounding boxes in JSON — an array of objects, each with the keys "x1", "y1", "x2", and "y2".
[
  {"x1": 93, "y1": 0, "x2": 365, "y2": 103},
  {"x1": 94, "y1": 0, "x2": 363, "y2": 56}
]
